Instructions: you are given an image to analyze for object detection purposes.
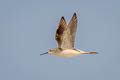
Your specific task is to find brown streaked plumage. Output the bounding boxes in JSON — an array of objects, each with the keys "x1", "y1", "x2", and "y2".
[
  {"x1": 56, "y1": 13, "x2": 77, "y2": 49},
  {"x1": 56, "y1": 16, "x2": 67, "y2": 48},
  {"x1": 40, "y1": 13, "x2": 97, "y2": 58}
]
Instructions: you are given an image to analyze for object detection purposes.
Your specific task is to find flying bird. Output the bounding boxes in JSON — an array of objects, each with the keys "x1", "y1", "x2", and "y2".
[{"x1": 40, "y1": 13, "x2": 97, "y2": 57}]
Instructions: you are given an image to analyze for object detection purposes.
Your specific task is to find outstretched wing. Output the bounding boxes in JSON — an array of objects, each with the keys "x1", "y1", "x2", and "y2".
[
  {"x1": 55, "y1": 16, "x2": 67, "y2": 48},
  {"x1": 60, "y1": 13, "x2": 77, "y2": 49}
]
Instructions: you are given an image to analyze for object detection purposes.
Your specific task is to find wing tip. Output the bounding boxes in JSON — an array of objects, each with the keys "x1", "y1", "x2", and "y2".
[
  {"x1": 73, "y1": 12, "x2": 77, "y2": 16},
  {"x1": 72, "y1": 12, "x2": 77, "y2": 19},
  {"x1": 59, "y1": 16, "x2": 66, "y2": 24},
  {"x1": 61, "y1": 16, "x2": 65, "y2": 20}
]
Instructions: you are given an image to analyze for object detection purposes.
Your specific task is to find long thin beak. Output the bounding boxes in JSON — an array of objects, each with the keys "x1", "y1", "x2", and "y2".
[{"x1": 40, "y1": 52, "x2": 48, "y2": 56}]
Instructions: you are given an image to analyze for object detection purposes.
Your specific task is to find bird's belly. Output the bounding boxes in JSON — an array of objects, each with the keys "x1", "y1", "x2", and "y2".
[{"x1": 53, "y1": 49, "x2": 81, "y2": 58}]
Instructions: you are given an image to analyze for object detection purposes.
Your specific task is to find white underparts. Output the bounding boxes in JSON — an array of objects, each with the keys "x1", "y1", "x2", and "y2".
[{"x1": 51, "y1": 49, "x2": 87, "y2": 58}]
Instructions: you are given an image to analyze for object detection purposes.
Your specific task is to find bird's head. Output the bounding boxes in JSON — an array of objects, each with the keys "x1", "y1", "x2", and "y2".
[
  {"x1": 40, "y1": 48, "x2": 56, "y2": 56},
  {"x1": 48, "y1": 48, "x2": 56, "y2": 54}
]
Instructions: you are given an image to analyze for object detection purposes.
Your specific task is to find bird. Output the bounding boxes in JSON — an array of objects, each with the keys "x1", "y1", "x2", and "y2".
[{"x1": 40, "y1": 13, "x2": 97, "y2": 58}]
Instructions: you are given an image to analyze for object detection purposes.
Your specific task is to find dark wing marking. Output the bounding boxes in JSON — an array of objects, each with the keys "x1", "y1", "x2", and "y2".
[
  {"x1": 55, "y1": 16, "x2": 67, "y2": 48},
  {"x1": 60, "y1": 13, "x2": 77, "y2": 49}
]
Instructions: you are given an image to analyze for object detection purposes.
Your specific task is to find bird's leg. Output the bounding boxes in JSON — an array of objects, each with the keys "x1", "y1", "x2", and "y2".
[{"x1": 82, "y1": 52, "x2": 98, "y2": 54}]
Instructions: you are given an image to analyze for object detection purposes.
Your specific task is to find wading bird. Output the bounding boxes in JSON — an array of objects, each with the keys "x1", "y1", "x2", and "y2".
[{"x1": 40, "y1": 13, "x2": 97, "y2": 58}]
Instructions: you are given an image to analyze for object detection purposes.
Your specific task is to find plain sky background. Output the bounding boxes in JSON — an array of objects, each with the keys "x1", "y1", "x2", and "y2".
[{"x1": 0, "y1": 0, "x2": 120, "y2": 80}]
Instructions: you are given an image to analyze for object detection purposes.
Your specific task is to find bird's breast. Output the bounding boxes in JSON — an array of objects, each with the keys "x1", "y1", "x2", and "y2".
[{"x1": 52, "y1": 49, "x2": 81, "y2": 58}]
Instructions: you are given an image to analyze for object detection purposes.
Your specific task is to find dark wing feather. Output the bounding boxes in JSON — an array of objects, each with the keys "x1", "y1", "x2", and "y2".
[
  {"x1": 60, "y1": 13, "x2": 77, "y2": 49},
  {"x1": 55, "y1": 16, "x2": 67, "y2": 48}
]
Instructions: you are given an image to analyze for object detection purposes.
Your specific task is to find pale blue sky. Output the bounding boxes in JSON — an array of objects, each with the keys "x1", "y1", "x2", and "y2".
[{"x1": 0, "y1": 0, "x2": 120, "y2": 80}]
